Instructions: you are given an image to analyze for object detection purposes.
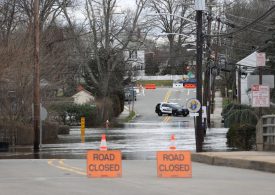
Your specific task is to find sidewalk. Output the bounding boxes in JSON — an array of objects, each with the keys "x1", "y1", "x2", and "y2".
[
  {"x1": 210, "y1": 90, "x2": 223, "y2": 128},
  {"x1": 192, "y1": 151, "x2": 275, "y2": 173}
]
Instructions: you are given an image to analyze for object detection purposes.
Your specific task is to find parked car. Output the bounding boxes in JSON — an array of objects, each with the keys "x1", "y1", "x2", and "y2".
[{"x1": 155, "y1": 102, "x2": 189, "y2": 117}]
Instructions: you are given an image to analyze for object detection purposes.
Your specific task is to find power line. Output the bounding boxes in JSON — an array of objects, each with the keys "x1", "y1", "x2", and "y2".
[{"x1": 207, "y1": 5, "x2": 275, "y2": 38}]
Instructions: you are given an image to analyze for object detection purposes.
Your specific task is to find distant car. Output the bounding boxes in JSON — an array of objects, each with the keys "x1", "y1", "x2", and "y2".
[
  {"x1": 124, "y1": 88, "x2": 136, "y2": 101},
  {"x1": 179, "y1": 78, "x2": 197, "y2": 87},
  {"x1": 155, "y1": 102, "x2": 189, "y2": 117}
]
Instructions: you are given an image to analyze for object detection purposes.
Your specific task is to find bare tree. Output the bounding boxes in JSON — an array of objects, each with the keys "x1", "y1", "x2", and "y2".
[
  {"x1": 147, "y1": 0, "x2": 196, "y2": 73},
  {"x1": 58, "y1": 0, "x2": 147, "y2": 120},
  {"x1": 223, "y1": 0, "x2": 273, "y2": 61},
  {"x1": 0, "y1": 0, "x2": 74, "y2": 121}
]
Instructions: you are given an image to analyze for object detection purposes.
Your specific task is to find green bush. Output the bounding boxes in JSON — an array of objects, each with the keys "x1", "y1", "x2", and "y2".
[
  {"x1": 222, "y1": 103, "x2": 258, "y2": 128},
  {"x1": 137, "y1": 80, "x2": 173, "y2": 87},
  {"x1": 222, "y1": 103, "x2": 251, "y2": 117},
  {"x1": 49, "y1": 103, "x2": 99, "y2": 127},
  {"x1": 226, "y1": 124, "x2": 256, "y2": 150}
]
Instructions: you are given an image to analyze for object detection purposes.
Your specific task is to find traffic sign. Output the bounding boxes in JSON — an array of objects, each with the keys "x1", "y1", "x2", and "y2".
[
  {"x1": 157, "y1": 151, "x2": 192, "y2": 178},
  {"x1": 190, "y1": 113, "x2": 199, "y2": 117},
  {"x1": 256, "y1": 52, "x2": 266, "y2": 67},
  {"x1": 186, "y1": 98, "x2": 201, "y2": 113},
  {"x1": 252, "y1": 85, "x2": 270, "y2": 107},
  {"x1": 41, "y1": 105, "x2": 47, "y2": 121},
  {"x1": 87, "y1": 150, "x2": 122, "y2": 178}
]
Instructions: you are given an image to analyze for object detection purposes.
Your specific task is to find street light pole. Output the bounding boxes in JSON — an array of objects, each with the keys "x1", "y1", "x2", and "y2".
[
  {"x1": 33, "y1": 0, "x2": 40, "y2": 152},
  {"x1": 150, "y1": 2, "x2": 205, "y2": 152},
  {"x1": 195, "y1": 0, "x2": 205, "y2": 152}
]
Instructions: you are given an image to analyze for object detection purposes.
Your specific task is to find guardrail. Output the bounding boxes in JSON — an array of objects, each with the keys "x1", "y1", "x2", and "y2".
[{"x1": 257, "y1": 115, "x2": 275, "y2": 151}]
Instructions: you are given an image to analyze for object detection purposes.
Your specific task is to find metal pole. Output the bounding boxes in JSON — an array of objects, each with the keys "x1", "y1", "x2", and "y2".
[
  {"x1": 238, "y1": 67, "x2": 241, "y2": 104},
  {"x1": 195, "y1": 10, "x2": 203, "y2": 152},
  {"x1": 33, "y1": 0, "x2": 40, "y2": 151},
  {"x1": 132, "y1": 85, "x2": 134, "y2": 112},
  {"x1": 259, "y1": 66, "x2": 263, "y2": 117}
]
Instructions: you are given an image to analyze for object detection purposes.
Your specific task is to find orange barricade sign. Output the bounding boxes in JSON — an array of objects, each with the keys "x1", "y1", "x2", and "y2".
[
  {"x1": 184, "y1": 84, "x2": 196, "y2": 89},
  {"x1": 145, "y1": 84, "x2": 156, "y2": 89},
  {"x1": 86, "y1": 150, "x2": 122, "y2": 178},
  {"x1": 157, "y1": 150, "x2": 192, "y2": 178}
]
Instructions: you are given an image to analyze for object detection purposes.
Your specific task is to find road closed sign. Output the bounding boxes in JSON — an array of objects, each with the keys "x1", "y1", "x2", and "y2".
[
  {"x1": 157, "y1": 151, "x2": 192, "y2": 178},
  {"x1": 86, "y1": 150, "x2": 122, "y2": 178}
]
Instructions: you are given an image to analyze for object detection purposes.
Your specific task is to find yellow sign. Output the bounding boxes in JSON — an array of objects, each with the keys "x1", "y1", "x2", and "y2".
[
  {"x1": 86, "y1": 150, "x2": 122, "y2": 178},
  {"x1": 157, "y1": 150, "x2": 192, "y2": 178},
  {"x1": 81, "y1": 117, "x2": 85, "y2": 128}
]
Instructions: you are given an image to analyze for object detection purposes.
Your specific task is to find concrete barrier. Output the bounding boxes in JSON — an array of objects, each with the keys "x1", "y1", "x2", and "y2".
[{"x1": 257, "y1": 115, "x2": 275, "y2": 151}]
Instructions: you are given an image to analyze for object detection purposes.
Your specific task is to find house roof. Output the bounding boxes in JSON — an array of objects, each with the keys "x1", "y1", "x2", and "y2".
[
  {"x1": 237, "y1": 51, "x2": 257, "y2": 67},
  {"x1": 72, "y1": 89, "x2": 93, "y2": 98}
]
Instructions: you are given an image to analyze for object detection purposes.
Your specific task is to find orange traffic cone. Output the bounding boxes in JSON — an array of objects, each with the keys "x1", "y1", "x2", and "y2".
[
  {"x1": 100, "y1": 134, "x2": 107, "y2": 151},
  {"x1": 169, "y1": 134, "x2": 176, "y2": 151}
]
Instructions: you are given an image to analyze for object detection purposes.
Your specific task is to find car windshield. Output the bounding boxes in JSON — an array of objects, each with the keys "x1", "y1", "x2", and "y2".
[{"x1": 169, "y1": 103, "x2": 181, "y2": 109}]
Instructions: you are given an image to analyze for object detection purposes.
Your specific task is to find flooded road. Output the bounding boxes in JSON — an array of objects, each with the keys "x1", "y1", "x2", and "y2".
[
  {"x1": 0, "y1": 88, "x2": 231, "y2": 159},
  {"x1": 2, "y1": 120, "x2": 230, "y2": 159}
]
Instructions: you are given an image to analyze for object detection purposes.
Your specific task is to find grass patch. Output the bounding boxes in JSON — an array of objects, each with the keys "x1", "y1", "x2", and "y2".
[
  {"x1": 137, "y1": 80, "x2": 173, "y2": 87},
  {"x1": 123, "y1": 111, "x2": 136, "y2": 122}
]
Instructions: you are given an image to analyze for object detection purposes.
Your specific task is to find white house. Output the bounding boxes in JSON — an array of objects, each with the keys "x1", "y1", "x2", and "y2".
[
  {"x1": 72, "y1": 89, "x2": 95, "y2": 105},
  {"x1": 236, "y1": 51, "x2": 274, "y2": 105},
  {"x1": 236, "y1": 52, "x2": 257, "y2": 105},
  {"x1": 124, "y1": 49, "x2": 145, "y2": 76}
]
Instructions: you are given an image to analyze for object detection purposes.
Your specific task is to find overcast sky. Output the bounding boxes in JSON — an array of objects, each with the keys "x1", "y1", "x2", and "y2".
[
  {"x1": 70, "y1": 0, "x2": 138, "y2": 22},
  {"x1": 117, "y1": 0, "x2": 136, "y2": 9}
]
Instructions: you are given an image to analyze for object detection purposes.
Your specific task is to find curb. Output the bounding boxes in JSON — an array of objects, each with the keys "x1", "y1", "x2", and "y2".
[{"x1": 192, "y1": 153, "x2": 275, "y2": 173}]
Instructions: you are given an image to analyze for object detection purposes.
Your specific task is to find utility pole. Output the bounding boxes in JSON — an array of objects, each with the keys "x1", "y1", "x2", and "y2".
[
  {"x1": 211, "y1": 16, "x2": 221, "y2": 114},
  {"x1": 33, "y1": 0, "x2": 40, "y2": 151},
  {"x1": 195, "y1": 0, "x2": 205, "y2": 152},
  {"x1": 204, "y1": 0, "x2": 213, "y2": 129}
]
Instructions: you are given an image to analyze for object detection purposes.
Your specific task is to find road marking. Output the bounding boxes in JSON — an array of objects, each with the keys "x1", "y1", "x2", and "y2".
[
  {"x1": 187, "y1": 89, "x2": 190, "y2": 96},
  {"x1": 169, "y1": 98, "x2": 181, "y2": 101},
  {"x1": 163, "y1": 90, "x2": 172, "y2": 102},
  {"x1": 59, "y1": 160, "x2": 84, "y2": 172},
  {"x1": 48, "y1": 159, "x2": 86, "y2": 176},
  {"x1": 163, "y1": 116, "x2": 171, "y2": 123}
]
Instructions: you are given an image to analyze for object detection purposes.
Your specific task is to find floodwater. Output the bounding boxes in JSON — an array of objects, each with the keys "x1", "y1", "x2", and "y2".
[{"x1": 1, "y1": 120, "x2": 231, "y2": 159}]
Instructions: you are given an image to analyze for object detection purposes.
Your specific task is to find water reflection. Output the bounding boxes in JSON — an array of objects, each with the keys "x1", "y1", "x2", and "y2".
[{"x1": 1, "y1": 121, "x2": 230, "y2": 159}]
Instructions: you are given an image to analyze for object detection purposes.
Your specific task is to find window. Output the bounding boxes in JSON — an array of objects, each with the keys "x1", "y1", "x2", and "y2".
[{"x1": 129, "y1": 50, "x2": 138, "y2": 59}]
